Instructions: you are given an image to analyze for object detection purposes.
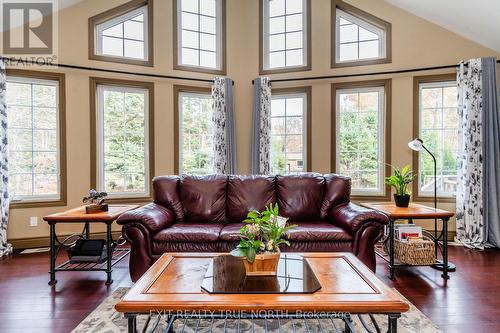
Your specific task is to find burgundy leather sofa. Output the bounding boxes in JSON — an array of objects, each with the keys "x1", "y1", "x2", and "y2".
[{"x1": 117, "y1": 173, "x2": 388, "y2": 281}]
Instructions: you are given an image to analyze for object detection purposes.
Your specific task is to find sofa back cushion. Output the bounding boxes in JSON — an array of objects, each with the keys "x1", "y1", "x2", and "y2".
[
  {"x1": 180, "y1": 175, "x2": 227, "y2": 223},
  {"x1": 320, "y1": 174, "x2": 351, "y2": 219},
  {"x1": 227, "y1": 175, "x2": 276, "y2": 223},
  {"x1": 276, "y1": 173, "x2": 325, "y2": 221},
  {"x1": 152, "y1": 176, "x2": 185, "y2": 221}
]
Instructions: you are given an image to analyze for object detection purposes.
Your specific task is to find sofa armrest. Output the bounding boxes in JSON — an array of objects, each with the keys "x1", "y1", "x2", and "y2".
[
  {"x1": 328, "y1": 202, "x2": 388, "y2": 235},
  {"x1": 117, "y1": 203, "x2": 176, "y2": 234}
]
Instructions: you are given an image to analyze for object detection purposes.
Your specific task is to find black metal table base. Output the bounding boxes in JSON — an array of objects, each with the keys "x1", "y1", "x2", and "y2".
[
  {"x1": 48, "y1": 222, "x2": 129, "y2": 286},
  {"x1": 124, "y1": 312, "x2": 401, "y2": 333},
  {"x1": 378, "y1": 218, "x2": 453, "y2": 280}
]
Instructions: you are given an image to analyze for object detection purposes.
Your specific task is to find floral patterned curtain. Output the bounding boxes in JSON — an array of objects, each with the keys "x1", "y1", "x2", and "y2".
[
  {"x1": 455, "y1": 59, "x2": 486, "y2": 249},
  {"x1": 211, "y1": 77, "x2": 236, "y2": 174},
  {"x1": 0, "y1": 58, "x2": 12, "y2": 257},
  {"x1": 251, "y1": 77, "x2": 271, "y2": 174}
]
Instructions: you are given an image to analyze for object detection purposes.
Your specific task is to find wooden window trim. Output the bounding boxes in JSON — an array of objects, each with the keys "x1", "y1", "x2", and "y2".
[
  {"x1": 259, "y1": 0, "x2": 312, "y2": 75},
  {"x1": 271, "y1": 86, "x2": 312, "y2": 172},
  {"x1": 173, "y1": 85, "x2": 212, "y2": 175},
  {"x1": 412, "y1": 73, "x2": 457, "y2": 203},
  {"x1": 331, "y1": 79, "x2": 392, "y2": 201},
  {"x1": 88, "y1": 0, "x2": 154, "y2": 67},
  {"x1": 173, "y1": 0, "x2": 227, "y2": 75},
  {"x1": 331, "y1": 0, "x2": 392, "y2": 68},
  {"x1": 89, "y1": 77, "x2": 155, "y2": 203},
  {"x1": 7, "y1": 69, "x2": 67, "y2": 209}
]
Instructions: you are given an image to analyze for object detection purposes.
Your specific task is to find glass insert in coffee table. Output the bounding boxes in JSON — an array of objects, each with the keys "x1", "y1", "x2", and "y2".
[{"x1": 201, "y1": 254, "x2": 321, "y2": 294}]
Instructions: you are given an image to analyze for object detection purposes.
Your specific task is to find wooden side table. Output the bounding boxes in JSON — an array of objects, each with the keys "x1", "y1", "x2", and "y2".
[
  {"x1": 359, "y1": 202, "x2": 455, "y2": 280},
  {"x1": 43, "y1": 204, "x2": 138, "y2": 286}
]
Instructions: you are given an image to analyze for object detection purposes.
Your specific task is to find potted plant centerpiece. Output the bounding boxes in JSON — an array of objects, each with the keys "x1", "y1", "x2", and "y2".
[
  {"x1": 230, "y1": 204, "x2": 296, "y2": 276},
  {"x1": 385, "y1": 164, "x2": 415, "y2": 207},
  {"x1": 83, "y1": 189, "x2": 109, "y2": 213}
]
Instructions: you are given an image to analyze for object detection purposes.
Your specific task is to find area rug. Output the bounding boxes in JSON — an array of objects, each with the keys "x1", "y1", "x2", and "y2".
[{"x1": 72, "y1": 287, "x2": 442, "y2": 333}]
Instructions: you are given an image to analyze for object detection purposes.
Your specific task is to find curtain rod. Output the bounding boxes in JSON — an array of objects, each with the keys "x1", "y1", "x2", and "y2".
[
  {"x1": 0, "y1": 56, "x2": 234, "y2": 85},
  {"x1": 269, "y1": 60, "x2": 500, "y2": 83}
]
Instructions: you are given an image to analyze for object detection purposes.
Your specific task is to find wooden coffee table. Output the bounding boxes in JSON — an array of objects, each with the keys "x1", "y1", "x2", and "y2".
[{"x1": 116, "y1": 252, "x2": 409, "y2": 333}]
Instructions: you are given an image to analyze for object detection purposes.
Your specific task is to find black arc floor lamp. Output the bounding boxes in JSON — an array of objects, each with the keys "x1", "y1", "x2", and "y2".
[{"x1": 408, "y1": 138, "x2": 456, "y2": 272}]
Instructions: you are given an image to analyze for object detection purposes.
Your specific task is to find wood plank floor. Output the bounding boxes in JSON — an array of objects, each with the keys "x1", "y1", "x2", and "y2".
[{"x1": 0, "y1": 245, "x2": 499, "y2": 333}]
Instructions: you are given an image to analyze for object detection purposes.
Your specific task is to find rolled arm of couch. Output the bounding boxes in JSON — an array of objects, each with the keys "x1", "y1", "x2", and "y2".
[
  {"x1": 117, "y1": 203, "x2": 176, "y2": 234},
  {"x1": 328, "y1": 202, "x2": 388, "y2": 235},
  {"x1": 117, "y1": 203, "x2": 176, "y2": 282},
  {"x1": 328, "y1": 202, "x2": 388, "y2": 271}
]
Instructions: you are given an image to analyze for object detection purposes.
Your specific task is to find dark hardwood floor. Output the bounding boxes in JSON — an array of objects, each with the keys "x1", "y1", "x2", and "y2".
[{"x1": 1, "y1": 245, "x2": 499, "y2": 333}]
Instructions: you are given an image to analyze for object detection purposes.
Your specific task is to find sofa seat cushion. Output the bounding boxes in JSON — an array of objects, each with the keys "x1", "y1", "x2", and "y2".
[
  {"x1": 219, "y1": 223, "x2": 244, "y2": 242},
  {"x1": 153, "y1": 223, "x2": 224, "y2": 243},
  {"x1": 286, "y1": 222, "x2": 353, "y2": 242}
]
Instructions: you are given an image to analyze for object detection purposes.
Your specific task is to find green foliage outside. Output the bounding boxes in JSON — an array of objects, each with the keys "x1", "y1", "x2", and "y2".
[
  {"x1": 181, "y1": 95, "x2": 214, "y2": 174},
  {"x1": 103, "y1": 91, "x2": 146, "y2": 193}
]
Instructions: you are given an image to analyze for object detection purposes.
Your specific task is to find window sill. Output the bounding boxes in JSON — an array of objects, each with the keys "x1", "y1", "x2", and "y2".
[
  {"x1": 413, "y1": 195, "x2": 456, "y2": 204},
  {"x1": 105, "y1": 196, "x2": 152, "y2": 204},
  {"x1": 89, "y1": 54, "x2": 153, "y2": 67},
  {"x1": 351, "y1": 193, "x2": 391, "y2": 202},
  {"x1": 173, "y1": 63, "x2": 226, "y2": 76},
  {"x1": 10, "y1": 198, "x2": 67, "y2": 209},
  {"x1": 331, "y1": 57, "x2": 391, "y2": 69},
  {"x1": 260, "y1": 64, "x2": 312, "y2": 75}
]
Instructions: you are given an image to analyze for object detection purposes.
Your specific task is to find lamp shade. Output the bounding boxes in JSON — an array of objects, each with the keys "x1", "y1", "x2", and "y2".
[{"x1": 408, "y1": 138, "x2": 424, "y2": 151}]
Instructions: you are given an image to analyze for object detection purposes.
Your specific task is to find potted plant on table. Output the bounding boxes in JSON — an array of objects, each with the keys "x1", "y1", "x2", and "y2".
[
  {"x1": 385, "y1": 164, "x2": 415, "y2": 207},
  {"x1": 83, "y1": 189, "x2": 109, "y2": 213},
  {"x1": 230, "y1": 204, "x2": 296, "y2": 276}
]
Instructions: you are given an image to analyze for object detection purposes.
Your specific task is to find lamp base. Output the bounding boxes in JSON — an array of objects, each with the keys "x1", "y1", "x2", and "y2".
[{"x1": 431, "y1": 260, "x2": 456, "y2": 272}]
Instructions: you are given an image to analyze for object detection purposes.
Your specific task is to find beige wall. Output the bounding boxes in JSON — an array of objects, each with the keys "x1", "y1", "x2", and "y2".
[{"x1": 5, "y1": 0, "x2": 500, "y2": 243}]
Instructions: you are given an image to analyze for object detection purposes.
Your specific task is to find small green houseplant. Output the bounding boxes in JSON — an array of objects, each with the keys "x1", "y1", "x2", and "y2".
[
  {"x1": 230, "y1": 204, "x2": 296, "y2": 275},
  {"x1": 385, "y1": 164, "x2": 415, "y2": 207}
]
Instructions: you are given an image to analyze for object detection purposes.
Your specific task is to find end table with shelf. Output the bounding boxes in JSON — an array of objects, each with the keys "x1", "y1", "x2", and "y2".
[
  {"x1": 359, "y1": 202, "x2": 455, "y2": 280},
  {"x1": 43, "y1": 204, "x2": 138, "y2": 286}
]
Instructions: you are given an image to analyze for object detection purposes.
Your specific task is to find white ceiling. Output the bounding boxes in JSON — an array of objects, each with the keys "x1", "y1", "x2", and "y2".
[{"x1": 385, "y1": 0, "x2": 500, "y2": 52}]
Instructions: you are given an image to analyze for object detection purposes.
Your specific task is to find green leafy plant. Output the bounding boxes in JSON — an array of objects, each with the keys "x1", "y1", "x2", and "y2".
[
  {"x1": 230, "y1": 203, "x2": 296, "y2": 263},
  {"x1": 385, "y1": 164, "x2": 415, "y2": 196}
]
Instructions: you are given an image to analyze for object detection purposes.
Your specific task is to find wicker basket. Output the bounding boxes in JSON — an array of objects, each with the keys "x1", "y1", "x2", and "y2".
[{"x1": 392, "y1": 239, "x2": 436, "y2": 265}]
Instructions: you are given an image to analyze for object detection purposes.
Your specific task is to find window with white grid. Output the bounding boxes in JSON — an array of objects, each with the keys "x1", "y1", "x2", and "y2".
[
  {"x1": 177, "y1": 0, "x2": 223, "y2": 70},
  {"x1": 96, "y1": 85, "x2": 150, "y2": 198},
  {"x1": 270, "y1": 92, "x2": 307, "y2": 174},
  {"x1": 95, "y1": 6, "x2": 148, "y2": 61},
  {"x1": 263, "y1": 0, "x2": 308, "y2": 70},
  {"x1": 418, "y1": 81, "x2": 459, "y2": 197},
  {"x1": 336, "y1": 86, "x2": 385, "y2": 195},
  {"x1": 335, "y1": 9, "x2": 385, "y2": 63},
  {"x1": 6, "y1": 77, "x2": 61, "y2": 202},
  {"x1": 178, "y1": 92, "x2": 215, "y2": 174}
]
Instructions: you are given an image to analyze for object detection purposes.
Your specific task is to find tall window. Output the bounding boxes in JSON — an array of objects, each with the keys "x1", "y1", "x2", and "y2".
[
  {"x1": 6, "y1": 75, "x2": 64, "y2": 204},
  {"x1": 89, "y1": 0, "x2": 153, "y2": 66},
  {"x1": 270, "y1": 90, "x2": 308, "y2": 174},
  {"x1": 417, "y1": 80, "x2": 458, "y2": 197},
  {"x1": 261, "y1": 0, "x2": 309, "y2": 72},
  {"x1": 332, "y1": 0, "x2": 391, "y2": 67},
  {"x1": 95, "y1": 83, "x2": 151, "y2": 198},
  {"x1": 175, "y1": 0, "x2": 225, "y2": 73},
  {"x1": 334, "y1": 83, "x2": 388, "y2": 196},
  {"x1": 177, "y1": 89, "x2": 214, "y2": 174}
]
